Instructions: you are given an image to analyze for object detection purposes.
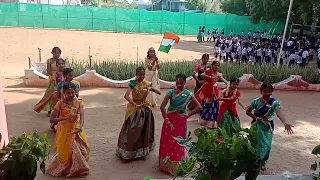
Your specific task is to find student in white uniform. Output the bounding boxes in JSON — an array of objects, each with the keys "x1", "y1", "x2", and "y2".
[
  {"x1": 301, "y1": 48, "x2": 309, "y2": 66},
  {"x1": 256, "y1": 46, "x2": 262, "y2": 64}
]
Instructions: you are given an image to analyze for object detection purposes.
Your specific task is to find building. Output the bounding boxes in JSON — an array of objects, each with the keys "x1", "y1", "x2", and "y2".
[{"x1": 154, "y1": 0, "x2": 186, "y2": 12}]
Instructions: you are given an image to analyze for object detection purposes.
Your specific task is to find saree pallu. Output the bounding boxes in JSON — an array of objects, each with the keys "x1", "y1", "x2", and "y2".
[
  {"x1": 159, "y1": 112, "x2": 187, "y2": 174},
  {"x1": 34, "y1": 72, "x2": 61, "y2": 113},
  {"x1": 117, "y1": 105, "x2": 155, "y2": 159}
]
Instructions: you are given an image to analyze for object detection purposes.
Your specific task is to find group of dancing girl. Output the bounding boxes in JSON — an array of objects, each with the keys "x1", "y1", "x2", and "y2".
[{"x1": 33, "y1": 46, "x2": 293, "y2": 178}]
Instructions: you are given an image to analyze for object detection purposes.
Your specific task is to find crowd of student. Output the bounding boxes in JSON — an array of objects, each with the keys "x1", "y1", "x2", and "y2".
[{"x1": 198, "y1": 26, "x2": 320, "y2": 69}]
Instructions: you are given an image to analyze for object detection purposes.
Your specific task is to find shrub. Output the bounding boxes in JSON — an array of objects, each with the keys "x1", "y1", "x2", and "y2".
[{"x1": 67, "y1": 59, "x2": 320, "y2": 84}]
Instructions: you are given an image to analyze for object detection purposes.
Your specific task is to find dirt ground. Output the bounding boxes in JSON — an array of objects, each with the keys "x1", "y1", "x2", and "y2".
[
  {"x1": 0, "y1": 27, "x2": 212, "y2": 77},
  {"x1": 1, "y1": 27, "x2": 320, "y2": 179},
  {"x1": 3, "y1": 77, "x2": 320, "y2": 180}
]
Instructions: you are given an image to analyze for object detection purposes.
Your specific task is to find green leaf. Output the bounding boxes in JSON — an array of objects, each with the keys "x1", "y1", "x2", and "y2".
[
  {"x1": 197, "y1": 171, "x2": 211, "y2": 180},
  {"x1": 40, "y1": 160, "x2": 46, "y2": 174},
  {"x1": 25, "y1": 155, "x2": 36, "y2": 175},
  {"x1": 312, "y1": 145, "x2": 320, "y2": 155},
  {"x1": 220, "y1": 127, "x2": 229, "y2": 139},
  {"x1": 311, "y1": 162, "x2": 318, "y2": 171},
  {"x1": 0, "y1": 159, "x2": 16, "y2": 171}
]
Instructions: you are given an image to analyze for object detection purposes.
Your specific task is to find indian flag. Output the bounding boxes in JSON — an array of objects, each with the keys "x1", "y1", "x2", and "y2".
[{"x1": 158, "y1": 32, "x2": 180, "y2": 53}]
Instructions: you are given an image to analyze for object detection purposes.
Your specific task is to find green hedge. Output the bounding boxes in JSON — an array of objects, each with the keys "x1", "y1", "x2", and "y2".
[{"x1": 67, "y1": 59, "x2": 320, "y2": 84}]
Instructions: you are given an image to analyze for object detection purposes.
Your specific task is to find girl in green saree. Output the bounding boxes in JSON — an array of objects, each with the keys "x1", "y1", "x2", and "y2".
[{"x1": 246, "y1": 83, "x2": 294, "y2": 171}]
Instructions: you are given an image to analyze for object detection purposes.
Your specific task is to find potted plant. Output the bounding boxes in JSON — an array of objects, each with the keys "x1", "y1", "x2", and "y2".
[
  {"x1": 310, "y1": 144, "x2": 320, "y2": 179},
  {"x1": 0, "y1": 131, "x2": 50, "y2": 180},
  {"x1": 173, "y1": 127, "x2": 260, "y2": 180}
]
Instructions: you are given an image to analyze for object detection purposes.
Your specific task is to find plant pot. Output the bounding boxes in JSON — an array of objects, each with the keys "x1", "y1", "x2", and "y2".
[
  {"x1": 2, "y1": 172, "x2": 36, "y2": 180},
  {"x1": 2, "y1": 161, "x2": 37, "y2": 180}
]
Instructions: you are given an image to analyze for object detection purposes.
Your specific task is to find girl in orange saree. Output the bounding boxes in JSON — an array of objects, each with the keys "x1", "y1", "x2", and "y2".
[
  {"x1": 34, "y1": 47, "x2": 65, "y2": 116},
  {"x1": 46, "y1": 82, "x2": 90, "y2": 177},
  {"x1": 159, "y1": 74, "x2": 201, "y2": 174}
]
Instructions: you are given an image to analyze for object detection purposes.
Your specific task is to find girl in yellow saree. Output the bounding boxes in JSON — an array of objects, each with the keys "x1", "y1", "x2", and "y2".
[
  {"x1": 46, "y1": 82, "x2": 90, "y2": 177},
  {"x1": 34, "y1": 47, "x2": 64, "y2": 116},
  {"x1": 117, "y1": 67, "x2": 161, "y2": 160}
]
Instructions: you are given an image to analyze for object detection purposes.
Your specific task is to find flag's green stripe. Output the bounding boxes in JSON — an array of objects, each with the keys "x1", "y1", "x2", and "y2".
[{"x1": 158, "y1": 44, "x2": 171, "y2": 53}]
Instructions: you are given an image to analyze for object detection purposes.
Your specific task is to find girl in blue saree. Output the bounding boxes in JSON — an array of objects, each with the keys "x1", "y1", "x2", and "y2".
[{"x1": 246, "y1": 83, "x2": 294, "y2": 171}]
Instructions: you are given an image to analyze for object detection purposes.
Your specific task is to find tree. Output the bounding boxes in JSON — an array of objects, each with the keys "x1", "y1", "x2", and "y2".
[
  {"x1": 220, "y1": 0, "x2": 320, "y2": 25},
  {"x1": 185, "y1": 0, "x2": 204, "y2": 11},
  {"x1": 220, "y1": 0, "x2": 249, "y2": 16}
]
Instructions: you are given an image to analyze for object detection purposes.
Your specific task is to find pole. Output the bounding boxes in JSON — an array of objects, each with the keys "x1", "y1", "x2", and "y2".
[{"x1": 277, "y1": 0, "x2": 294, "y2": 68}]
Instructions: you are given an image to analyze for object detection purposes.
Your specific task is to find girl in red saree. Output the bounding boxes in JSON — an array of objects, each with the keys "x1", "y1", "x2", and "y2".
[
  {"x1": 159, "y1": 74, "x2": 201, "y2": 174},
  {"x1": 195, "y1": 61, "x2": 228, "y2": 129},
  {"x1": 217, "y1": 77, "x2": 246, "y2": 136}
]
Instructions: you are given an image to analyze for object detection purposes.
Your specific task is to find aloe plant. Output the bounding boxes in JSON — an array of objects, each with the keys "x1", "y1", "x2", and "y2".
[
  {"x1": 173, "y1": 127, "x2": 260, "y2": 180},
  {"x1": 66, "y1": 59, "x2": 320, "y2": 84},
  {"x1": 0, "y1": 131, "x2": 50, "y2": 180}
]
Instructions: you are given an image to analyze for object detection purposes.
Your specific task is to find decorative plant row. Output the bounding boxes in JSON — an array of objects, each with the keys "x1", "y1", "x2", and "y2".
[
  {"x1": 66, "y1": 59, "x2": 320, "y2": 84},
  {"x1": 26, "y1": 60, "x2": 320, "y2": 91}
]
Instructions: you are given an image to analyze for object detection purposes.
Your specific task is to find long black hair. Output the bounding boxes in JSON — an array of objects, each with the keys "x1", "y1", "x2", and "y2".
[
  {"x1": 51, "y1": 47, "x2": 62, "y2": 54},
  {"x1": 176, "y1": 73, "x2": 187, "y2": 83},
  {"x1": 260, "y1": 83, "x2": 274, "y2": 92}
]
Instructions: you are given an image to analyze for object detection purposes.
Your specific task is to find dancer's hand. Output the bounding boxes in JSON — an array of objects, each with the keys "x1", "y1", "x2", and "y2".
[
  {"x1": 165, "y1": 118, "x2": 174, "y2": 130},
  {"x1": 70, "y1": 128, "x2": 82, "y2": 135},
  {"x1": 69, "y1": 114, "x2": 78, "y2": 123},
  {"x1": 284, "y1": 123, "x2": 294, "y2": 135}
]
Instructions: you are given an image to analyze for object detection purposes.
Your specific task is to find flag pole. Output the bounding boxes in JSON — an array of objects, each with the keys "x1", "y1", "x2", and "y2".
[{"x1": 277, "y1": 0, "x2": 294, "y2": 68}]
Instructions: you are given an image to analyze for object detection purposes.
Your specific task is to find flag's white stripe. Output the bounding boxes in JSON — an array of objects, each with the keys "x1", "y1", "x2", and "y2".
[{"x1": 161, "y1": 38, "x2": 175, "y2": 46}]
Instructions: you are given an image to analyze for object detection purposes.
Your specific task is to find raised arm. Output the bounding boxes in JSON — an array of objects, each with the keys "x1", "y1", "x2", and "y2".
[
  {"x1": 219, "y1": 74, "x2": 229, "y2": 85},
  {"x1": 237, "y1": 98, "x2": 246, "y2": 110}
]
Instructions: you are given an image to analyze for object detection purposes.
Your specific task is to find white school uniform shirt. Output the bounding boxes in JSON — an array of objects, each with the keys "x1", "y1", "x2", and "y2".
[
  {"x1": 225, "y1": 46, "x2": 231, "y2": 53},
  {"x1": 302, "y1": 50, "x2": 309, "y2": 58},
  {"x1": 267, "y1": 49, "x2": 273, "y2": 57},
  {"x1": 242, "y1": 48, "x2": 248, "y2": 55},
  {"x1": 237, "y1": 46, "x2": 242, "y2": 55},
  {"x1": 257, "y1": 48, "x2": 262, "y2": 56}
]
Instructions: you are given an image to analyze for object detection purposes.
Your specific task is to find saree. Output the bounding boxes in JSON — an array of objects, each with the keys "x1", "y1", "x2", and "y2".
[
  {"x1": 217, "y1": 89, "x2": 241, "y2": 136},
  {"x1": 117, "y1": 80, "x2": 155, "y2": 159},
  {"x1": 159, "y1": 89, "x2": 192, "y2": 174},
  {"x1": 195, "y1": 69, "x2": 221, "y2": 129},
  {"x1": 250, "y1": 97, "x2": 278, "y2": 167},
  {"x1": 46, "y1": 99, "x2": 90, "y2": 177},
  {"x1": 34, "y1": 59, "x2": 62, "y2": 113},
  {"x1": 145, "y1": 58, "x2": 160, "y2": 107}
]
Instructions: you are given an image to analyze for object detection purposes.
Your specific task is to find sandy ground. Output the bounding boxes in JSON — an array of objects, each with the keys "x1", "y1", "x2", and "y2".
[
  {"x1": 3, "y1": 77, "x2": 320, "y2": 180},
  {"x1": 0, "y1": 27, "x2": 213, "y2": 77},
  {"x1": 1, "y1": 27, "x2": 320, "y2": 179}
]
